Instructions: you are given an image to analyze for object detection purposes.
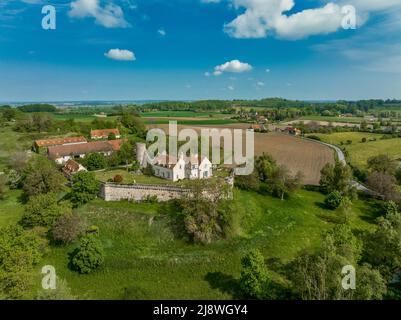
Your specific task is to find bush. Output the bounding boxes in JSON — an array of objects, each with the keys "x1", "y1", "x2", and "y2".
[
  {"x1": 234, "y1": 173, "x2": 260, "y2": 191},
  {"x1": 307, "y1": 135, "x2": 321, "y2": 141},
  {"x1": 113, "y1": 175, "x2": 123, "y2": 183},
  {"x1": 324, "y1": 191, "x2": 344, "y2": 210},
  {"x1": 70, "y1": 235, "x2": 104, "y2": 274},
  {"x1": 82, "y1": 153, "x2": 107, "y2": 171},
  {"x1": 52, "y1": 214, "x2": 88, "y2": 245},
  {"x1": 22, "y1": 193, "x2": 72, "y2": 228}
]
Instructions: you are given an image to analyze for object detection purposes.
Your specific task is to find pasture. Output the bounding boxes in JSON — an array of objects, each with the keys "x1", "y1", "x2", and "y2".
[
  {"x1": 33, "y1": 188, "x2": 377, "y2": 300},
  {"x1": 311, "y1": 132, "x2": 401, "y2": 168}
]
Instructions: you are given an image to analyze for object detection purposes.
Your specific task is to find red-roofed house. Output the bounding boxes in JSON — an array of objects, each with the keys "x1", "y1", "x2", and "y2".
[
  {"x1": 90, "y1": 129, "x2": 121, "y2": 140},
  {"x1": 34, "y1": 136, "x2": 87, "y2": 153},
  {"x1": 62, "y1": 159, "x2": 87, "y2": 178}
]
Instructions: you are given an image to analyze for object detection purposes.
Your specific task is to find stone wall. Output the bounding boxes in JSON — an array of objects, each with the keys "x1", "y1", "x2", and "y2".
[{"x1": 100, "y1": 183, "x2": 189, "y2": 202}]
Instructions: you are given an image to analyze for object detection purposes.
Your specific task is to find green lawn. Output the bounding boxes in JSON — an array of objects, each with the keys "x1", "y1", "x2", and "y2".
[
  {"x1": 33, "y1": 188, "x2": 377, "y2": 300},
  {"x1": 95, "y1": 170, "x2": 182, "y2": 185},
  {"x1": 311, "y1": 132, "x2": 401, "y2": 168},
  {"x1": 0, "y1": 189, "x2": 25, "y2": 227}
]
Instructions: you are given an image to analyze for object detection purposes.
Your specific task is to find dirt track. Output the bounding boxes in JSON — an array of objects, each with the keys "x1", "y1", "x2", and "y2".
[{"x1": 149, "y1": 124, "x2": 335, "y2": 185}]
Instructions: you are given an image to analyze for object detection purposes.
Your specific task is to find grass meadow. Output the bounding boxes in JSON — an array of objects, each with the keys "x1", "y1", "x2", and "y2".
[
  {"x1": 24, "y1": 188, "x2": 378, "y2": 300},
  {"x1": 312, "y1": 132, "x2": 401, "y2": 168}
]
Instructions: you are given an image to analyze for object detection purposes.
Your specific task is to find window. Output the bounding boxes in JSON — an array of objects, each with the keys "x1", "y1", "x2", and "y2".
[{"x1": 203, "y1": 171, "x2": 208, "y2": 178}]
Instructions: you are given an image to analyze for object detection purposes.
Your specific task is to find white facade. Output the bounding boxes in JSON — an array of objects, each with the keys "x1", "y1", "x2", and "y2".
[{"x1": 151, "y1": 154, "x2": 213, "y2": 182}]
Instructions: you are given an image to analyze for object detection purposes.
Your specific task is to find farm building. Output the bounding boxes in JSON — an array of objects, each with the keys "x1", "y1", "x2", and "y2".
[
  {"x1": 33, "y1": 136, "x2": 87, "y2": 153},
  {"x1": 62, "y1": 159, "x2": 87, "y2": 178},
  {"x1": 283, "y1": 127, "x2": 302, "y2": 136},
  {"x1": 90, "y1": 128, "x2": 121, "y2": 140},
  {"x1": 48, "y1": 139, "x2": 125, "y2": 164},
  {"x1": 151, "y1": 153, "x2": 213, "y2": 182}
]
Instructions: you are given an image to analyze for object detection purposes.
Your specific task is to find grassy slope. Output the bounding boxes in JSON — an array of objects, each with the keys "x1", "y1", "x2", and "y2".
[
  {"x1": 0, "y1": 190, "x2": 24, "y2": 227},
  {"x1": 33, "y1": 189, "x2": 376, "y2": 300},
  {"x1": 312, "y1": 132, "x2": 401, "y2": 167}
]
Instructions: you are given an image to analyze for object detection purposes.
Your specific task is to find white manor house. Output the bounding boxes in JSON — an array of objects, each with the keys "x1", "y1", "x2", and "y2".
[{"x1": 136, "y1": 143, "x2": 213, "y2": 182}]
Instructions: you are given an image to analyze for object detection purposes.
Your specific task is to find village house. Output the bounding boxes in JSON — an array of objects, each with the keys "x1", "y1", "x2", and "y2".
[
  {"x1": 33, "y1": 136, "x2": 87, "y2": 154},
  {"x1": 283, "y1": 127, "x2": 302, "y2": 136},
  {"x1": 90, "y1": 128, "x2": 121, "y2": 140},
  {"x1": 249, "y1": 124, "x2": 267, "y2": 132},
  {"x1": 62, "y1": 159, "x2": 87, "y2": 178},
  {"x1": 151, "y1": 153, "x2": 213, "y2": 182},
  {"x1": 48, "y1": 139, "x2": 125, "y2": 164}
]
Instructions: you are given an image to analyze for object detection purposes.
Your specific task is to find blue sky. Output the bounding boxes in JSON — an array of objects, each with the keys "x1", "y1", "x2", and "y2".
[{"x1": 1, "y1": 0, "x2": 401, "y2": 102}]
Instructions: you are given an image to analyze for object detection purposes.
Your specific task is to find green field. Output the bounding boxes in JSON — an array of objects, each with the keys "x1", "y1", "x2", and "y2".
[
  {"x1": 311, "y1": 132, "x2": 401, "y2": 168},
  {"x1": 28, "y1": 188, "x2": 376, "y2": 300},
  {"x1": 145, "y1": 119, "x2": 238, "y2": 126},
  {"x1": 53, "y1": 114, "x2": 119, "y2": 123},
  {"x1": 299, "y1": 115, "x2": 366, "y2": 124},
  {"x1": 140, "y1": 111, "x2": 227, "y2": 118}
]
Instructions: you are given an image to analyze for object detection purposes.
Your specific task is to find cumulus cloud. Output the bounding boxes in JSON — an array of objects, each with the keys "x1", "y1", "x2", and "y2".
[
  {"x1": 212, "y1": 59, "x2": 253, "y2": 76},
  {"x1": 212, "y1": 0, "x2": 401, "y2": 40},
  {"x1": 104, "y1": 48, "x2": 136, "y2": 61},
  {"x1": 158, "y1": 28, "x2": 166, "y2": 36},
  {"x1": 69, "y1": 0, "x2": 130, "y2": 28}
]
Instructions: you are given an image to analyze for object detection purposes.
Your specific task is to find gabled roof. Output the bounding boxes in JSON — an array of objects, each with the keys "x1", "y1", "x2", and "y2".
[
  {"x1": 106, "y1": 138, "x2": 127, "y2": 151},
  {"x1": 48, "y1": 141, "x2": 114, "y2": 160},
  {"x1": 90, "y1": 128, "x2": 120, "y2": 138},
  {"x1": 35, "y1": 136, "x2": 87, "y2": 147}
]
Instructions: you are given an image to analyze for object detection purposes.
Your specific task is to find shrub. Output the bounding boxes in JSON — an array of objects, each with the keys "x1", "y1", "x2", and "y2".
[
  {"x1": 22, "y1": 193, "x2": 72, "y2": 228},
  {"x1": 70, "y1": 235, "x2": 104, "y2": 274},
  {"x1": 324, "y1": 191, "x2": 344, "y2": 210},
  {"x1": 0, "y1": 174, "x2": 7, "y2": 200},
  {"x1": 307, "y1": 135, "x2": 321, "y2": 141},
  {"x1": 383, "y1": 201, "x2": 398, "y2": 216},
  {"x1": 70, "y1": 172, "x2": 100, "y2": 207},
  {"x1": 52, "y1": 214, "x2": 88, "y2": 245},
  {"x1": 113, "y1": 175, "x2": 123, "y2": 183}
]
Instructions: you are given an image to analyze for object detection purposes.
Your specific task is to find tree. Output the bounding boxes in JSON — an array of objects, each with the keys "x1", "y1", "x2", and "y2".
[
  {"x1": 239, "y1": 249, "x2": 268, "y2": 299},
  {"x1": 120, "y1": 112, "x2": 146, "y2": 138},
  {"x1": 52, "y1": 214, "x2": 88, "y2": 245},
  {"x1": 267, "y1": 166, "x2": 303, "y2": 200},
  {"x1": 70, "y1": 172, "x2": 100, "y2": 207},
  {"x1": 366, "y1": 171, "x2": 400, "y2": 202},
  {"x1": 367, "y1": 155, "x2": 397, "y2": 175},
  {"x1": 336, "y1": 197, "x2": 353, "y2": 224},
  {"x1": 21, "y1": 193, "x2": 72, "y2": 228},
  {"x1": 118, "y1": 141, "x2": 135, "y2": 171},
  {"x1": 255, "y1": 153, "x2": 277, "y2": 182},
  {"x1": 22, "y1": 156, "x2": 66, "y2": 198},
  {"x1": 7, "y1": 152, "x2": 28, "y2": 174},
  {"x1": 70, "y1": 235, "x2": 104, "y2": 274},
  {"x1": 82, "y1": 153, "x2": 107, "y2": 171},
  {"x1": 290, "y1": 224, "x2": 363, "y2": 300},
  {"x1": 353, "y1": 264, "x2": 387, "y2": 300},
  {"x1": 319, "y1": 161, "x2": 354, "y2": 196},
  {"x1": 179, "y1": 179, "x2": 233, "y2": 244},
  {"x1": 324, "y1": 191, "x2": 344, "y2": 210},
  {"x1": 0, "y1": 226, "x2": 44, "y2": 299},
  {"x1": 364, "y1": 211, "x2": 401, "y2": 279}
]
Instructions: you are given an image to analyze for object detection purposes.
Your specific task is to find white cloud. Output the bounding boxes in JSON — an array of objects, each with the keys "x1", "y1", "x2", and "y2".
[
  {"x1": 158, "y1": 28, "x2": 166, "y2": 36},
  {"x1": 257, "y1": 81, "x2": 265, "y2": 86},
  {"x1": 204, "y1": 72, "x2": 211, "y2": 77},
  {"x1": 201, "y1": 0, "x2": 221, "y2": 3},
  {"x1": 228, "y1": 85, "x2": 235, "y2": 91},
  {"x1": 213, "y1": 59, "x2": 253, "y2": 76},
  {"x1": 265, "y1": 68, "x2": 271, "y2": 73},
  {"x1": 212, "y1": 0, "x2": 401, "y2": 40},
  {"x1": 104, "y1": 48, "x2": 136, "y2": 61},
  {"x1": 69, "y1": 0, "x2": 130, "y2": 28}
]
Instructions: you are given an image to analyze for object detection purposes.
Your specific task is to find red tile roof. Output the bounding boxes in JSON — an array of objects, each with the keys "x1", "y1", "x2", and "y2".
[
  {"x1": 35, "y1": 136, "x2": 87, "y2": 147},
  {"x1": 48, "y1": 141, "x2": 114, "y2": 160},
  {"x1": 90, "y1": 128, "x2": 120, "y2": 139},
  {"x1": 106, "y1": 139, "x2": 127, "y2": 151}
]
